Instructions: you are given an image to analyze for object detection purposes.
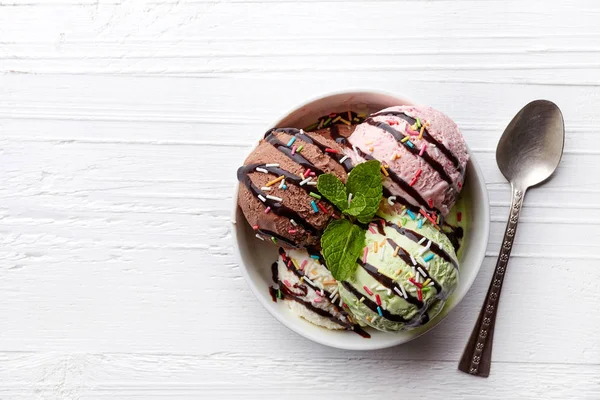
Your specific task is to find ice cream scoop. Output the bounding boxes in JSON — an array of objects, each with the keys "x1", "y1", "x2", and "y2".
[
  {"x1": 337, "y1": 203, "x2": 460, "y2": 332},
  {"x1": 345, "y1": 105, "x2": 469, "y2": 216}
]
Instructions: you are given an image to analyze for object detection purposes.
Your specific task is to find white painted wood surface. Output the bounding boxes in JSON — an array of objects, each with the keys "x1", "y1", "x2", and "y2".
[{"x1": 1, "y1": 1, "x2": 600, "y2": 398}]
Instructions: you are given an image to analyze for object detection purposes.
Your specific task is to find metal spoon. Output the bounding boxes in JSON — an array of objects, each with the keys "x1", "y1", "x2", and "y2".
[{"x1": 458, "y1": 100, "x2": 565, "y2": 377}]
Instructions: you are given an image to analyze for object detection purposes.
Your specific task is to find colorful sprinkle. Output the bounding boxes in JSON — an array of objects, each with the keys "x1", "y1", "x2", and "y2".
[
  {"x1": 307, "y1": 181, "x2": 317, "y2": 186},
  {"x1": 317, "y1": 202, "x2": 329, "y2": 214},
  {"x1": 373, "y1": 241, "x2": 378, "y2": 253},
  {"x1": 364, "y1": 285, "x2": 374, "y2": 295},
  {"x1": 271, "y1": 237, "x2": 277, "y2": 244},
  {"x1": 265, "y1": 163, "x2": 280, "y2": 168},
  {"x1": 379, "y1": 245, "x2": 385, "y2": 260},
  {"x1": 377, "y1": 306, "x2": 383, "y2": 316},
  {"x1": 339, "y1": 155, "x2": 349, "y2": 163},
  {"x1": 418, "y1": 219, "x2": 423, "y2": 229},
  {"x1": 392, "y1": 152, "x2": 401, "y2": 160},
  {"x1": 290, "y1": 219, "x2": 297, "y2": 226},
  {"x1": 387, "y1": 196, "x2": 396, "y2": 206},
  {"x1": 255, "y1": 167, "x2": 268, "y2": 173},
  {"x1": 266, "y1": 195, "x2": 282, "y2": 202},
  {"x1": 418, "y1": 237, "x2": 426, "y2": 245},
  {"x1": 304, "y1": 122, "x2": 318, "y2": 131},
  {"x1": 423, "y1": 253, "x2": 434, "y2": 262},
  {"x1": 368, "y1": 225, "x2": 376, "y2": 234},
  {"x1": 409, "y1": 277, "x2": 422, "y2": 288},
  {"x1": 393, "y1": 287, "x2": 404, "y2": 298},
  {"x1": 261, "y1": 186, "x2": 272, "y2": 191},
  {"x1": 417, "y1": 266, "x2": 427, "y2": 278},
  {"x1": 310, "y1": 200, "x2": 319, "y2": 213},
  {"x1": 457, "y1": 212, "x2": 463, "y2": 222},
  {"x1": 420, "y1": 209, "x2": 438, "y2": 226},
  {"x1": 339, "y1": 118, "x2": 351, "y2": 126},
  {"x1": 267, "y1": 175, "x2": 285, "y2": 186},
  {"x1": 419, "y1": 240, "x2": 432, "y2": 255},
  {"x1": 348, "y1": 192, "x2": 353, "y2": 204},
  {"x1": 257, "y1": 194, "x2": 266, "y2": 202},
  {"x1": 419, "y1": 143, "x2": 427, "y2": 157},
  {"x1": 406, "y1": 141, "x2": 415, "y2": 148},
  {"x1": 264, "y1": 206, "x2": 271, "y2": 214},
  {"x1": 314, "y1": 297, "x2": 322, "y2": 303},
  {"x1": 325, "y1": 148, "x2": 339, "y2": 154},
  {"x1": 288, "y1": 229, "x2": 297, "y2": 234},
  {"x1": 393, "y1": 246, "x2": 400, "y2": 257},
  {"x1": 303, "y1": 168, "x2": 312, "y2": 178},
  {"x1": 401, "y1": 217, "x2": 408, "y2": 226},
  {"x1": 255, "y1": 233, "x2": 264, "y2": 241},
  {"x1": 332, "y1": 116, "x2": 342, "y2": 123},
  {"x1": 252, "y1": 225, "x2": 259, "y2": 230},
  {"x1": 309, "y1": 192, "x2": 322, "y2": 200},
  {"x1": 303, "y1": 276, "x2": 315, "y2": 286},
  {"x1": 401, "y1": 136, "x2": 410, "y2": 143},
  {"x1": 299, "y1": 177, "x2": 312, "y2": 186},
  {"x1": 375, "y1": 294, "x2": 382, "y2": 306},
  {"x1": 423, "y1": 278, "x2": 431, "y2": 287},
  {"x1": 363, "y1": 247, "x2": 369, "y2": 263},
  {"x1": 359, "y1": 296, "x2": 366, "y2": 303},
  {"x1": 406, "y1": 210, "x2": 416, "y2": 220},
  {"x1": 380, "y1": 165, "x2": 389, "y2": 176},
  {"x1": 419, "y1": 126, "x2": 425, "y2": 140},
  {"x1": 323, "y1": 117, "x2": 332, "y2": 127},
  {"x1": 291, "y1": 145, "x2": 297, "y2": 155},
  {"x1": 410, "y1": 254, "x2": 417, "y2": 266},
  {"x1": 310, "y1": 255, "x2": 320, "y2": 260},
  {"x1": 417, "y1": 288, "x2": 423, "y2": 301},
  {"x1": 297, "y1": 145, "x2": 304, "y2": 153}
]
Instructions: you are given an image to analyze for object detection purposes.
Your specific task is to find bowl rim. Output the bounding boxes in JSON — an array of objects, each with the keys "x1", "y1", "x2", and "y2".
[{"x1": 231, "y1": 90, "x2": 490, "y2": 350}]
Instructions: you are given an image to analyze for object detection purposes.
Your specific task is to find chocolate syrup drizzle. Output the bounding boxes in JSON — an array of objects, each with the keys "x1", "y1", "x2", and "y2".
[
  {"x1": 375, "y1": 218, "x2": 459, "y2": 270},
  {"x1": 370, "y1": 110, "x2": 465, "y2": 175},
  {"x1": 270, "y1": 248, "x2": 370, "y2": 338},
  {"x1": 265, "y1": 128, "x2": 354, "y2": 172},
  {"x1": 364, "y1": 118, "x2": 457, "y2": 189},
  {"x1": 341, "y1": 281, "x2": 429, "y2": 327},
  {"x1": 237, "y1": 163, "x2": 320, "y2": 235}
]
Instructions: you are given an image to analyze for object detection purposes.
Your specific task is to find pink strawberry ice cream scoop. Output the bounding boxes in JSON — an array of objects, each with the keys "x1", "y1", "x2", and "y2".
[{"x1": 345, "y1": 105, "x2": 468, "y2": 216}]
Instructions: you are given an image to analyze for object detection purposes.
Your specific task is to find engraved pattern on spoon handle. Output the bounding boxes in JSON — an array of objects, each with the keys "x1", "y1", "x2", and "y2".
[{"x1": 458, "y1": 185, "x2": 525, "y2": 377}]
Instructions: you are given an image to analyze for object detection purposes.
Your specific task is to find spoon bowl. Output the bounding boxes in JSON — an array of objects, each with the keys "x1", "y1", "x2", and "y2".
[{"x1": 496, "y1": 100, "x2": 565, "y2": 188}]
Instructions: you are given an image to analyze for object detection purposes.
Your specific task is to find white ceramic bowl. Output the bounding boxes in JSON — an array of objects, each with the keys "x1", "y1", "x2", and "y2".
[{"x1": 232, "y1": 91, "x2": 490, "y2": 350}]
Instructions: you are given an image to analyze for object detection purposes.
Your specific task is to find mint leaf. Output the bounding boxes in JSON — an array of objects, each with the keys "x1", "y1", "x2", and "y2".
[
  {"x1": 344, "y1": 193, "x2": 366, "y2": 216},
  {"x1": 346, "y1": 160, "x2": 383, "y2": 224},
  {"x1": 317, "y1": 174, "x2": 348, "y2": 211},
  {"x1": 321, "y1": 219, "x2": 365, "y2": 281}
]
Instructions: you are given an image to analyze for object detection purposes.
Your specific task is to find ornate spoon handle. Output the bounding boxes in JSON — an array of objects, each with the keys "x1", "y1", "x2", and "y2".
[{"x1": 458, "y1": 184, "x2": 526, "y2": 377}]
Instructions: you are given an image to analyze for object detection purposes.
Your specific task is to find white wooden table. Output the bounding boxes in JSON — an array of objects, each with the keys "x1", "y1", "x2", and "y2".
[{"x1": 1, "y1": 1, "x2": 599, "y2": 398}]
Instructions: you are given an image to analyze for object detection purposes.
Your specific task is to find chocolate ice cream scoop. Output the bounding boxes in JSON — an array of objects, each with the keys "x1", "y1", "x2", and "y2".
[{"x1": 237, "y1": 127, "x2": 355, "y2": 248}]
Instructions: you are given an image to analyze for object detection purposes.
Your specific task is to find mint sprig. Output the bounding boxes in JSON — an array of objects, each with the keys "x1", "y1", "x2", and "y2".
[
  {"x1": 346, "y1": 160, "x2": 383, "y2": 224},
  {"x1": 320, "y1": 219, "x2": 365, "y2": 281},
  {"x1": 316, "y1": 160, "x2": 384, "y2": 281}
]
